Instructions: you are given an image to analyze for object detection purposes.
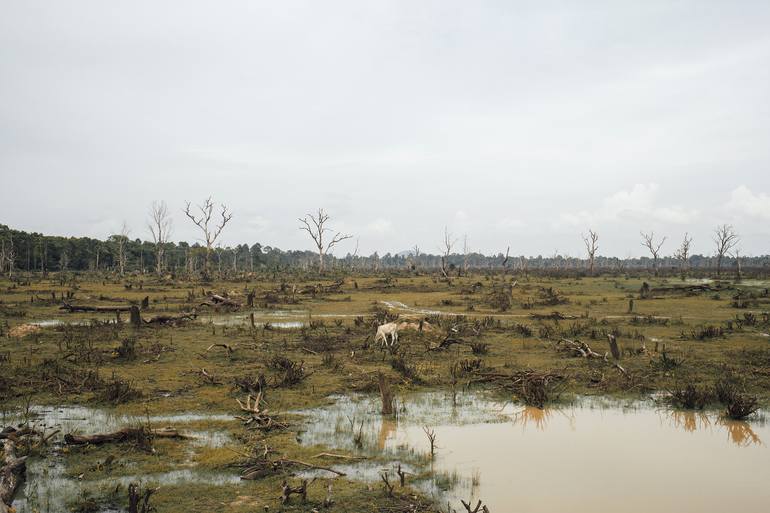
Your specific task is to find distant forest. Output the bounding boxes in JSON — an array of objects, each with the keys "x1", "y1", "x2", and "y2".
[{"x1": 0, "y1": 224, "x2": 767, "y2": 276}]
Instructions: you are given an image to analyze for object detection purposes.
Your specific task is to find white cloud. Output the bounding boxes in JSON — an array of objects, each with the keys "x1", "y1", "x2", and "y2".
[
  {"x1": 725, "y1": 186, "x2": 770, "y2": 220},
  {"x1": 557, "y1": 183, "x2": 699, "y2": 227}
]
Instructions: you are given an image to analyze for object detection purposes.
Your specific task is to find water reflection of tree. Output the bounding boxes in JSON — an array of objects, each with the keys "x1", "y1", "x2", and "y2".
[
  {"x1": 378, "y1": 417, "x2": 397, "y2": 450},
  {"x1": 717, "y1": 418, "x2": 763, "y2": 447},
  {"x1": 511, "y1": 406, "x2": 575, "y2": 431},
  {"x1": 663, "y1": 410, "x2": 763, "y2": 447},
  {"x1": 666, "y1": 410, "x2": 712, "y2": 433}
]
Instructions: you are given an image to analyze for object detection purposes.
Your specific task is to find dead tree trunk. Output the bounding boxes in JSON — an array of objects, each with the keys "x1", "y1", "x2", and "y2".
[
  {"x1": 607, "y1": 334, "x2": 621, "y2": 360},
  {"x1": 64, "y1": 427, "x2": 187, "y2": 446},
  {"x1": 130, "y1": 306, "x2": 142, "y2": 328},
  {"x1": 128, "y1": 482, "x2": 156, "y2": 513},
  {"x1": 0, "y1": 440, "x2": 26, "y2": 513}
]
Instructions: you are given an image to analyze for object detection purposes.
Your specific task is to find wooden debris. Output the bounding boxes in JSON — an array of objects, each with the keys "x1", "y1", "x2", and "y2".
[
  {"x1": 200, "y1": 294, "x2": 240, "y2": 309},
  {"x1": 234, "y1": 393, "x2": 287, "y2": 431},
  {"x1": 555, "y1": 338, "x2": 604, "y2": 359},
  {"x1": 206, "y1": 343, "x2": 235, "y2": 357},
  {"x1": 64, "y1": 427, "x2": 188, "y2": 446},
  {"x1": 0, "y1": 439, "x2": 26, "y2": 513}
]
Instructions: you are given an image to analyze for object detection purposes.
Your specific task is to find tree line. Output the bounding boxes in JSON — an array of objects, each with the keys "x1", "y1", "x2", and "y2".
[{"x1": 0, "y1": 198, "x2": 766, "y2": 278}]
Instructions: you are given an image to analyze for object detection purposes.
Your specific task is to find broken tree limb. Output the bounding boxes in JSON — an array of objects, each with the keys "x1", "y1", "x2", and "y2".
[
  {"x1": 199, "y1": 367, "x2": 222, "y2": 385},
  {"x1": 200, "y1": 294, "x2": 240, "y2": 309},
  {"x1": 280, "y1": 459, "x2": 347, "y2": 476},
  {"x1": 63, "y1": 427, "x2": 188, "y2": 446},
  {"x1": 60, "y1": 303, "x2": 132, "y2": 313},
  {"x1": 1, "y1": 439, "x2": 26, "y2": 513},
  {"x1": 312, "y1": 452, "x2": 367, "y2": 460},
  {"x1": 145, "y1": 312, "x2": 197, "y2": 325},
  {"x1": 206, "y1": 343, "x2": 235, "y2": 357},
  {"x1": 556, "y1": 338, "x2": 604, "y2": 359}
]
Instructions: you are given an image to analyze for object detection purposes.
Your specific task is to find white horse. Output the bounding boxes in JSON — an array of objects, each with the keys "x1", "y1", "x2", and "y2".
[
  {"x1": 375, "y1": 319, "x2": 435, "y2": 348},
  {"x1": 374, "y1": 321, "x2": 401, "y2": 348}
]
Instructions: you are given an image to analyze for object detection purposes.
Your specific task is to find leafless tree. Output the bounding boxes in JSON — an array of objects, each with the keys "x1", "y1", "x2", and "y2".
[
  {"x1": 0, "y1": 236, "x2": 15, "y2": 278},
  {"x1": 298, "y1": 208, "x2": 352, "y2": 273},
  {"x1": 439, "y1": 226, "x2": 456, "y2": 279},
  {"x1": 517, "y1": 255, "x2": 529, "y2": 276},
  {"x1": 111, "y1": 222, "x2": 131, "y2": 276},
  {"x1": 184, "y1": 196, "x2": 233, "y2": 277},
  {"x1": 501, "y1": 246, "x2": 510, "y2": 272},
  {"x1": 582, "y1": 229, "x2": 599, "y2": 276},
  {"x1": 148, "y1": 200, "x2": 173, "y2": 276},
  {"x1": 408, "y1": 244, "x2": 421, "y2": 271},
  {"x1": 674, "y1": 232, "x2": 693, "y2": 274},
  {"x1": 348, "y1": 237, "x2": 360, "y2": 270},
  {"x1": 713, "y1": 224, "x2": 739, "y2": 277},
  {"x1": 640, "y1": 231, "x2": 666, "y2": 276},
  {"x1": 59, "y1": 248, "x2": 69, "y2": 271},
  {"x1": 462, "y1": 234, "x2": 471, "y2": 275},
  {"x1": 731, "y1": 248, "x2": 743, "y2": 281}
]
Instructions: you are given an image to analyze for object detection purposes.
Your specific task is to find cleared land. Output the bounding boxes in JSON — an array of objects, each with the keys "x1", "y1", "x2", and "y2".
[{"x1": 1, "y1": 271, "x2": 769, "y2": 512}]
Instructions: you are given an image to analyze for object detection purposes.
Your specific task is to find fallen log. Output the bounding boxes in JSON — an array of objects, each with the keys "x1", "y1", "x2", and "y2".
[
  {"x1": 60, "y1": 303, "x2": 132, "y2": 313},
  {"x1": 200, "y1": 294, "x2": 240, "y2": 309},
  {"x1": 530, "y1": 311, "x2": 578, "y2": 321},
  {"x1": 206, "y1": 343, "x2": 235, "y2": 357},
  {"x1": 64, "y1": 427, "x2": 188, "y2": 446},
  {"x1": 1, "y1": 439, "x2": 27, "y2": 513},
  {"x1": 145, "y1": 312, "x2": 197, "y2": 325},
  {"x1": 556, "y1": 338, "x2": 604, "y2": 359}
]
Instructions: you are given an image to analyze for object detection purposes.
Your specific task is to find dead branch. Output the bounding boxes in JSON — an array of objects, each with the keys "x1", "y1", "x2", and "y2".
[
  {"x1": 64, "y1": 427, "x2": 188, "y2": 446},
  {"x1": 1, "y1": 439, "x2": 26, "y2": 512}
]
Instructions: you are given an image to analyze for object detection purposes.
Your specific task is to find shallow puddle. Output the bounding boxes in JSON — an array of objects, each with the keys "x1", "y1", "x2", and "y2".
[
  {"x1": 2, "y1": 405, "x2": 235, "y2": 434},
  {"x1": 2, "y1": 405, "x2": 239, "y2": 513},
  {"x1": 298, "y1": 392, "x2": 769, "y2": 513}
]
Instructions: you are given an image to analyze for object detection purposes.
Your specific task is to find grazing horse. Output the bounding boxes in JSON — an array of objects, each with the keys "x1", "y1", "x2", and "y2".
[
  {"x1": 375, "y1": 319, "x2": 436, "y2": 348},
  {"x1": 374, "y1": 321, "x2": 401, "y2": 348}
]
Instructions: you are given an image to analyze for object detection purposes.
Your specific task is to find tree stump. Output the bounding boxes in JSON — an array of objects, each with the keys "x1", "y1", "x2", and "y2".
[{"x1": 129, "y1": 306, "x2": 142, "y2": 329}]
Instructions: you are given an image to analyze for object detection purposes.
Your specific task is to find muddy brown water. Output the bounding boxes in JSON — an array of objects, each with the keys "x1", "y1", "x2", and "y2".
[{"x1": 298, "y1": 392, "x2": 769, "y2": 513}]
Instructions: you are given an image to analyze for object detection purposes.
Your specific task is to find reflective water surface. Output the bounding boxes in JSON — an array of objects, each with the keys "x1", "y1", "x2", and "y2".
[{"x1": 298, "y1": 392, "x2": 769, "y2": 513}]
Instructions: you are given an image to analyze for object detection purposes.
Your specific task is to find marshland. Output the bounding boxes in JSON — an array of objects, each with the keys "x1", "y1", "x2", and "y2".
[
  {"x1": 1, "y1": 229, "x2": 769, "y2": 512},
  {"x1": 3, "y1": 2, "x2": 770, "y2": 512}
]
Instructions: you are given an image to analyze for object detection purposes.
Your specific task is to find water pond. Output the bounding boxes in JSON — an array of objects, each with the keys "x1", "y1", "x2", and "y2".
[{"x1": 297, "y1": 391, "x2": 769, "y2": 513}]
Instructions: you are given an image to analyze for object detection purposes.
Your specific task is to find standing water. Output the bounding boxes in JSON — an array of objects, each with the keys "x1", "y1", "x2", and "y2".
[{"x1": 297, "y1": 392, "x2": 769, "y2": 513}]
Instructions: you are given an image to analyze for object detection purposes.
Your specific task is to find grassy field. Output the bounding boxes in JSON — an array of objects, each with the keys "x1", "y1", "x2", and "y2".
[{"x1": 1, "y1": 271, "x2": 769, "y2": 512}]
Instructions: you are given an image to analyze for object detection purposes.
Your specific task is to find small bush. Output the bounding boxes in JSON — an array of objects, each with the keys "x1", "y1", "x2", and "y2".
[{"x1": 668, "y1": 383, "x2": 711, "y2": 410}]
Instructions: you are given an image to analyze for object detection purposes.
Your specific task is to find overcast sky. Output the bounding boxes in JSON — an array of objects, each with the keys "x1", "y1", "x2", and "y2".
[{"x1": 1, "y1": 1, "x2": 769, "y2": 258}]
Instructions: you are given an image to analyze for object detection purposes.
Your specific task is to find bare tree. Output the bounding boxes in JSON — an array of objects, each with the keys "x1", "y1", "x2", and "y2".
[
  {"x1": 0, "y1": 236, "x2": 15, "y2": 278},
  {"x1": 110, "y1": 222, "x2": 131, "y2": 276},
  {"x1": 462, "y1": 234, "x2": 471, "y2": 275},
  {"x1": 348, "y1": 237, "x2": 360, "y2": 270},
  {"x1": 184, "y1": 197, "x2": 233, "y2": 277},
  {"x1": 674, "y1": 232, "x2": 693, "y2": 275},
  {"x1": 148, "y1": 201, "x2": 173, "y2": 276},
  {"x1": 298, "y1": 208, "x2": 352, "y2": 273},
  {"x1": 59, "y1": 248, "x2": 69, "y2": 271},
  {"x1": 409, "y1": 245, "x2": 421, "y2": 271},
  {"x1": 731, "y1": 248, "x2": 743, "y2": 281},
  {"x1": 640, "y1": 231, "x2": 666, "y2": 276},
  {"x1": 501, "y1": 246, "x2": 510, "y2": 272},
  {"x1": 582, "y1": 229, "x2": 599, "y2": 276},
  {"x1": 439, "y1": 226, "x2": 456, "y2": 279},
  {"x1": 713, "y1": 224, "x2": 739, "y2": 277}
]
